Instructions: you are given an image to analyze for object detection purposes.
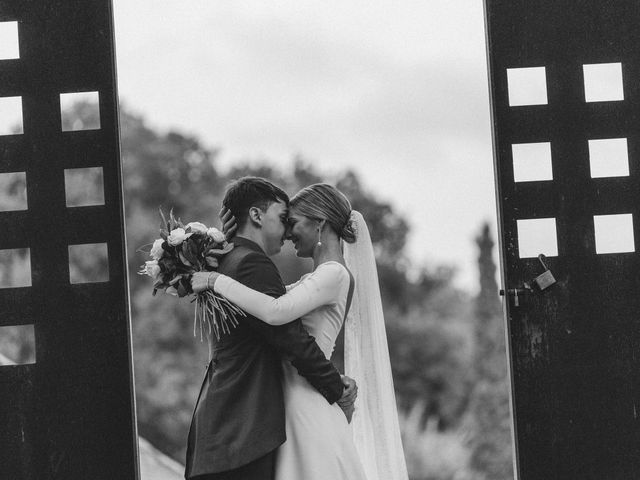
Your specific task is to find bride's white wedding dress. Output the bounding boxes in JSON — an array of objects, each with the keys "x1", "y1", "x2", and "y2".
[
  {"x1": 214, "y1": 211, "x2": 409, "y2": 480},
  {"x1": 214, "y1": 261, "x2": 368, "y2": 479}
]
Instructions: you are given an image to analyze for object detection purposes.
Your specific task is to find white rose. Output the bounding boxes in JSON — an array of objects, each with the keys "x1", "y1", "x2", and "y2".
[
  {"x1": 167, "y1": 227, "x2": 192, "y2": 246},
  {"x1": 207, "y1": 227, "x2": 226, "y2": 243},
  {"x1": 145, "y1": 260, "x2": 161, "y2": 278},
  {"x1": 138, "y1": 260, "x2": 160, "y2": 278},
  {"x1": 150, "y1": 238, "x2": 164, "y2": 260},
  {"x1": 186, "y1": 222, "x2": 208, "y2": 234}
]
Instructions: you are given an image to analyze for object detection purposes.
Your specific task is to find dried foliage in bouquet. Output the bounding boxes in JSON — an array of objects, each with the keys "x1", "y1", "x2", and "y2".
[{"x1": 139, "y1": 209, "x2": 245, "y2": 340}]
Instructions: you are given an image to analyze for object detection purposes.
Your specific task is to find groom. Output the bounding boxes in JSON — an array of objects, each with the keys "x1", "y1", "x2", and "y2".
[{"x1": 186, "y1": 177, "x2": 356, "y2": 480}]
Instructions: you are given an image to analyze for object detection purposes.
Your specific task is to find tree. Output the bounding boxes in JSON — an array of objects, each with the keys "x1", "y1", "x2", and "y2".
[
  {"x1": 466, "y1": 223, "x2": 514, "y2": 480},
  {"x1": 336, "y1": 170, "x2": 409, "y2": 269},
  {"x1": 386, "y1": 303, "x2": 474, "y2": 429}
]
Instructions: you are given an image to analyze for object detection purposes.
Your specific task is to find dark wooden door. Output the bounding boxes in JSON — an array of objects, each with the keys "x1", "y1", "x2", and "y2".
[
  {"x1": 485, "y1": 2, "x2": 640, "y2": 479},
  {"x1": 0, "y1": 1, "x2": 139, "y2": 479}
]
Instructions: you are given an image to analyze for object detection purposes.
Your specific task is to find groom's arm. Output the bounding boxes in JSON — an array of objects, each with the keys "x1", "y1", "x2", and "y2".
[{"x1": 237, "y1": 253, "x2": 345, "y2": 405}]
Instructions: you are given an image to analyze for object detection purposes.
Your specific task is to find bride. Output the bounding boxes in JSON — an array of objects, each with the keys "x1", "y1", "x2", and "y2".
[{"x1": 200, "y1": 183, "x2": 407, "y2": 480}]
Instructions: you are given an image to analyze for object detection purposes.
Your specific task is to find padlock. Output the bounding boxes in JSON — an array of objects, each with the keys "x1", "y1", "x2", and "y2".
[{"x1": 533, "y1": 254, "x2": 556, "y2": 290}]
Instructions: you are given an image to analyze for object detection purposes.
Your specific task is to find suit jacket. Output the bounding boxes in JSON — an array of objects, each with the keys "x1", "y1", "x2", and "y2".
[{"x1": 185, "y1": 236, "x2": 344, "y2": 478}]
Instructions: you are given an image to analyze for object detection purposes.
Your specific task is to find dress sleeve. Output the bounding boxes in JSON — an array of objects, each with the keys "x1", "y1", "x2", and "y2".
[
  {"x1": 233, "y1": 253, "x2": 344, "y2": 404},
  {"x1": 214, "y1": 262, "x2": 346, "y2": 325}
]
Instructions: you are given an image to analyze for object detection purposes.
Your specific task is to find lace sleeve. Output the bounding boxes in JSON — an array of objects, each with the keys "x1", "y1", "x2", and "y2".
[{"x1": 214, "y1": 262, "x2": 347, "y2": 325}]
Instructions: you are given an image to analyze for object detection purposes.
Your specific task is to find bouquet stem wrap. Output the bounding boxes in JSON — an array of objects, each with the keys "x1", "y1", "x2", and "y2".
[{"x1": 194, "y1": 289, "x2": 245, "y2": 340}]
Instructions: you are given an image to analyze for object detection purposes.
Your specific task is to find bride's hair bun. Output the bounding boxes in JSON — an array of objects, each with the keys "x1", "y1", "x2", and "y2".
[
  {"x1": 341, "y1": 215, "x2": 357, "y2": 244},
  {"x1": 290, "y1": 184, "x2": 357, "y2": 243}
]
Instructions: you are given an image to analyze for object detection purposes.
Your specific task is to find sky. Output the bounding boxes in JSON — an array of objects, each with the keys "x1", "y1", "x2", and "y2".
[
  {"x1": 109, "y1": 1, "x2": 498, "y2": 293},
  {"x1": 2, "y1": 2, "x2": 630, "y2": 289},
  {"x1": 1, "y1": 1, "x2": 499, "y2": 292}
]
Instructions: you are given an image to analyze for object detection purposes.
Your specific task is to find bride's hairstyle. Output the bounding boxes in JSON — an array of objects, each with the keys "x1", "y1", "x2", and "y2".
[{"x1": 290, "y1": 184, "x2": 357, "y2": 244}]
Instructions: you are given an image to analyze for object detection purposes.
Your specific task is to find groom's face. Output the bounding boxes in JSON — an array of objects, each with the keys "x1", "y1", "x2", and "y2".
[{"x1": 260, "y1": 199, "x2": 288, "y2": 256}]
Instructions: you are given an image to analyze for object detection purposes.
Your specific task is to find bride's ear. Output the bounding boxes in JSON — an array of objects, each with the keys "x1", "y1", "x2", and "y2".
[
  {"x1": 318, "y1": 219, "x2": 327, "y2": 231},
  {"x1": 248, "y1": 206, "x2": 262, "y2": 227}
]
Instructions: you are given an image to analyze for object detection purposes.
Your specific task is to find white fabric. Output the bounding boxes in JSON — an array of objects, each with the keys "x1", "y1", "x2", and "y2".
[
  {"x1": 214, "y1": 261, "x2": 368, "y2": 479},
  {"x1": 343, "y1": 210, "x2": 409, "y2": 480}
]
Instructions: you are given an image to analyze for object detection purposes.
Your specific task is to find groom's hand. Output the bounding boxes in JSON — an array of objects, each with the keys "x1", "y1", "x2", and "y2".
[
  {"x1": 338, "y1": 375, "x2": 357, "y2": 404},
  {"x1": 338, "y1": 376, "x2": 357, "y2": 423}
]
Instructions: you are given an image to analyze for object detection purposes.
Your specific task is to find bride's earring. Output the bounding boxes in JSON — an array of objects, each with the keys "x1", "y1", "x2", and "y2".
[{"x1": 316, "y1": 228, "x2": 322, "y2": 248}]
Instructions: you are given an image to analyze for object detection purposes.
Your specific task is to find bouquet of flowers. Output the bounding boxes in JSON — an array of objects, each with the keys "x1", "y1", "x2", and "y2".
[{"x1": 139, "y1": 210, "x2": 245, "y2": 340}]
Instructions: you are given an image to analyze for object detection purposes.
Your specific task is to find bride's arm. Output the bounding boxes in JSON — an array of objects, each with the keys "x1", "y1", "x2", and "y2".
[{"x1": 211, "y1": 263, "x2": 345, "y2": 325}]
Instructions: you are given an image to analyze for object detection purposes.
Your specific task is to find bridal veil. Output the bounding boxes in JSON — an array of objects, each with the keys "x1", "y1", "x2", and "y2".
[{"x1": 343, "y1": 210, "x2": 409, "y2": 480}]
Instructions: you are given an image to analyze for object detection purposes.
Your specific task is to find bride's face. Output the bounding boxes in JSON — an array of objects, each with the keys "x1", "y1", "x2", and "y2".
[{"x1": 287, "y1": 208, "x2": 320, "y2": 258}]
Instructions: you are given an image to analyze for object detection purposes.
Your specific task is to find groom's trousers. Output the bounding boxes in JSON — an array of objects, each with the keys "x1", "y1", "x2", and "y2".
[{"x1": 190, "y1": 450, "x2": 275, "y2": 480}]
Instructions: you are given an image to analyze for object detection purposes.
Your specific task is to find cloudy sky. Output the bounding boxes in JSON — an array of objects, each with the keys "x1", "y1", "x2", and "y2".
[{"x1": 111, "y1": 1, "x2": 497, "y2": 292}]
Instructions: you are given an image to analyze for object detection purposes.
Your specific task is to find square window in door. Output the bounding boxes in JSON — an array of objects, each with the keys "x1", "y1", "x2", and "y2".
[
  {"x1": 0, "y1": 21, "x2": 19, "y2": 60},
  {"x1": 517, "y1": 218, "x2": 558, "y2": 258},
  {"x1": 588, "y1": 138, "x2": 629, "y2": 178},
  {"x1": 0, "y1": 325, "x2": 35, "y2": 365},
  {"x1": 68, "y1": 243, "x2": 109, "y2": 283},
  {"x1": 0, "y1": 172, "x2": 28, "y2": 211},
  {"x1": 0, "y1": 248, "x2": 31, "y2": 288},
  {"x1": 512, "y1": 142, "x2": 553, "y2": 182},
  {"x1": 507, "y1": 67, "x2": 548, "y2": 107},
  {"x1": 594, "y1": 214, "x2": 635, "y2": 254},
  {"x1": 64, "y1": 167, "x2": 105, "y2": 207},
  {"x1": 583, "y1": 63, "x2": 624, "y2": 102},
  {"x1": 60, "y1": 91, "x2": 101, "y2": 132},
  {"x1": 0, "y1": 96, "x2": 23, "y2": 136}
]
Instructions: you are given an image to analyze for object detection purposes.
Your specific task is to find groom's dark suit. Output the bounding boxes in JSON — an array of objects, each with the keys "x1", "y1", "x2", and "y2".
[{"x1": 185, "y1": 237, "x2": 344, "y2": 479}]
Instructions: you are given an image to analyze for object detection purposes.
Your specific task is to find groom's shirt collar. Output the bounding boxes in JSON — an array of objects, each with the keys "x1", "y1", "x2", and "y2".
[{"x1": 232, "y1": 235, "x2": 266, "y2": 255}]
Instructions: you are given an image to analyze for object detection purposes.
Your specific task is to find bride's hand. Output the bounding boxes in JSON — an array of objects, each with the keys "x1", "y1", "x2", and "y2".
[
  {"x1": 219, "y1": 206, "x2": 238, "y2": 241},
  {"x1": 191, "y1": 272, "x2": 220, "y2": 294}
]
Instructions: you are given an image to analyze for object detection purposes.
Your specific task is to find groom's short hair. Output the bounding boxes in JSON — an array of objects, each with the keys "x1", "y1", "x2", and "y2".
[{"x1": 223, "y1": 176, "x2": 289, "y2": 230}]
